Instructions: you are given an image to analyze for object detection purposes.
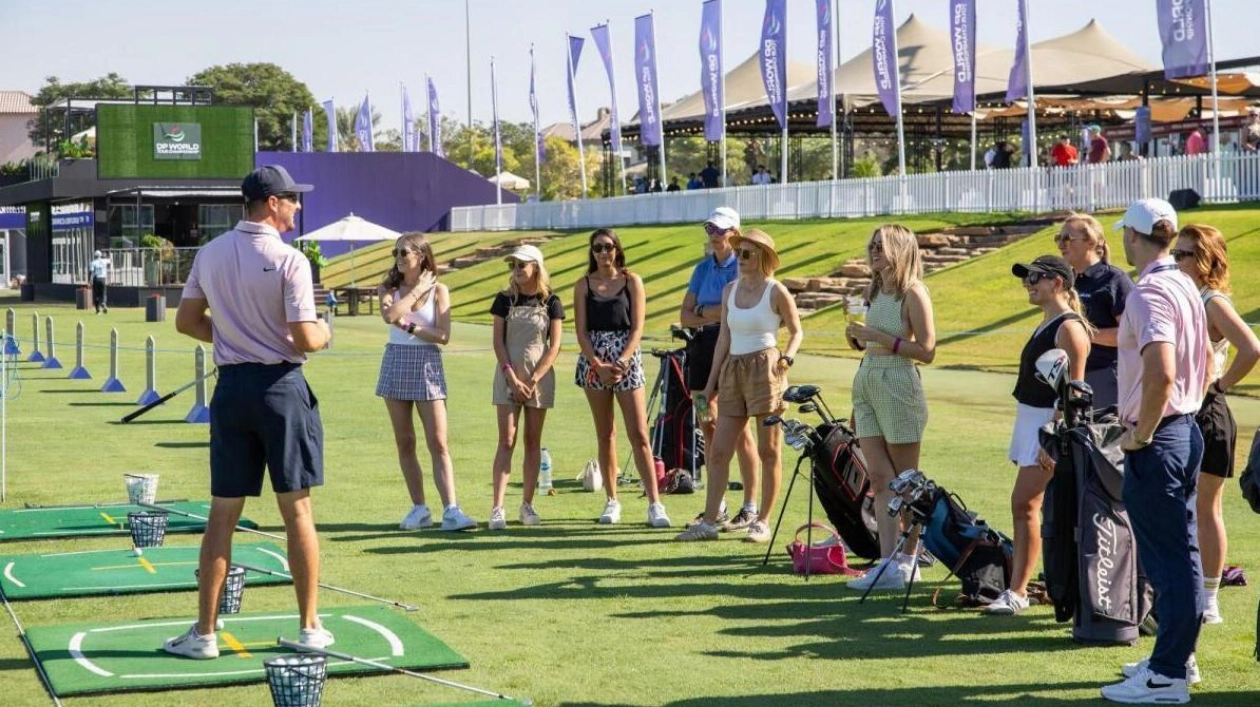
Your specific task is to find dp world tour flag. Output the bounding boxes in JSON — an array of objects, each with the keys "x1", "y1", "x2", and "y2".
[
  {"x1": 872, "y1": 0, "x2": 901, "y2": 119},
  {"x1": 815, "y1": 0, "x2": 832, "y2": 128},
  {"x1": 1157, "y1": 0, "x2": 1208, "y2": 79},
  {"x1": 566, "y1": 34, "x2": 585, "y2": 145},
  {"x1": 591, "y1": 23, "x2": 623, "y2": 156},
  {"x1": 322, "y1": 100, "x2": 336, "y2": 152},
  {"x1": 1006, "y1": 0, "x2": 1029, "y2": 104},
  {"x1": 403, "y1": 86, "x2": 417, "y2": 152},
  {"x1": 427, "y1": 78, "x2": 443, "y2": 157},
  {"x1": 302, "y1": 109, "x2": 313, "y2": 153},
  {"x1": 634, "y1": 14, "x2": 663, "y2": 147},
  {"x1": 950, "y1": 0, "x2": 976, "y2": 115},
  {"x1": 530, "y1": 46, "x2": 545, "y2": 164},
  {"x1": 355, "y1": 94, "x2": 374, "y2": 152},
  {"x1": 699, "y1": 0, "x2": 724, "y2": 141},
  {"x1": 760, "y1": 0, "x2": 787, "y2": 131}
]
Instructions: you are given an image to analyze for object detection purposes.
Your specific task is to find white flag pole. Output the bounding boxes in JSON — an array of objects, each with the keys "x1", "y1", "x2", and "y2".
[
  {"x1": 1206, "y1": 0, "x2": 1221, "y2": 186},
  {"x1": 1022, "y1": 0, "x2": 1038, "y2": 169},
  {"x1": 492, "y1": 56, "x2": 502, "y2": 206},
  {"x1": 532, "y1": 45, "x2": 542, "y2": 201},
  {"x1": 720, "y1": 0, "x2": 728, "y2": 187},
  {"x1": 830, "y1": 0, "x2": 839, "y2": 181},
  {"x1": 651, "y1": 11, "x2": 667, "y2": 190}
]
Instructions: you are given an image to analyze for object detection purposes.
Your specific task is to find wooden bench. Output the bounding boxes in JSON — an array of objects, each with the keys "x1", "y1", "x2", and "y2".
[{"x1": 329, "y1": 286, "x2": 377, "y2": 316}]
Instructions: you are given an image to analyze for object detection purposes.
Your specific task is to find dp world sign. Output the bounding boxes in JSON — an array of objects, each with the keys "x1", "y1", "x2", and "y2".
[{"x1": 153, "y1": 123, "x2": 202, "y2": 160}]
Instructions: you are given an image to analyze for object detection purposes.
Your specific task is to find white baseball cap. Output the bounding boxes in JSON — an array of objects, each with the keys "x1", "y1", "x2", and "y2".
[
  {"x1": 1114, "y1": 198, "x2": 1178, "y2": 235},
  {"x1": 704, "y1": 207, "x2": 740, "y2": 231},
  {"x1": 93, "y1": 250, "x2": 102, "y2": 257},
  {"x1": 504, "y1": 244, "x2": 544, "y2": 266}
]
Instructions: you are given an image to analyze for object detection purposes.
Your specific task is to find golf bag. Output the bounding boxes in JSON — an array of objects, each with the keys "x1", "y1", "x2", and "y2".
[
  {"x1": 649, "y1": 349, "x2": 704, "y2": 476},
  {"x1": 917, "y1": 486, "x2": 1014, "y2": 607},
  {"x1": 809, "y1": 421, "x2": 881, "y2": 561},
  {"x1": 1039, "y1": 413, "x2": 1154, "y2": 645}
]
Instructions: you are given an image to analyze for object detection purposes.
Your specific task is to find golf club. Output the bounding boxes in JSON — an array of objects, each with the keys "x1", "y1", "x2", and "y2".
[{"x1": 121, "y1": 368, "x2": 218, "y2": 423}]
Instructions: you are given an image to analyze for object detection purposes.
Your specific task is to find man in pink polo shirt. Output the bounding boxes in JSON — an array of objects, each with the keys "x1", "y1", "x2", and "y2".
[
  {"x1": 163, "y1": 165, "x2": 333, "y2": 659},
  {"x1": 1102, "y1": 198, "x2": 1208, "y2": 704}
]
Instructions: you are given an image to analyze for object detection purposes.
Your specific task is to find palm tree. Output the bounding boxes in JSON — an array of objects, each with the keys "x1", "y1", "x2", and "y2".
[{"x1": 335, "y1": 105, "x2": 382, "y2": 152}]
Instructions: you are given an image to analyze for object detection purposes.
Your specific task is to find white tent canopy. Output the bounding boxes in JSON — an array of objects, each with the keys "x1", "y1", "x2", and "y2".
[
  {"x1": 489, "y1": 171, "x2": 530, "y2": 190},
  {"x1": 294, "y1": 213, "x2": 399, "y2": 286}
]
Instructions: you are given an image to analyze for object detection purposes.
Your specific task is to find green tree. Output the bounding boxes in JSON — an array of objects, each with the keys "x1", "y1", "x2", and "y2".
[
  {"x1": 27, "y1": 72, "x2": 132, "y2": 148},
  {"x1": 335, "y1": 105, "x2": 383, "y2": 152},
  {"x1": 187, "y1": 63, "x2": 322, "y2": 152}
]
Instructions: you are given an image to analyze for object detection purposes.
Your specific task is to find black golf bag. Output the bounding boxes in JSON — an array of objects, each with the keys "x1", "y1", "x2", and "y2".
[
  {"x1": 917, "y1": 486, "x2": 1014, "y2": 607},
  {"x1": 809, "y1": 421, "x2": 881, "y2": 561},
  {"x1": 649, "y1": 349, "x2": 704, "y2": 476},
  {"x1": 1040, "y1": 413, "x2": 1154, "y2": 645}
]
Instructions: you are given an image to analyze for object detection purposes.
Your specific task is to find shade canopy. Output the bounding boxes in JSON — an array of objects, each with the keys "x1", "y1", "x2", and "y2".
[
  {"x1": 294, "y1": 213, "x2": 400, "y2": 243},
  {"x1": 489, "y1": 171, "x2": 531, "y2": 190}
]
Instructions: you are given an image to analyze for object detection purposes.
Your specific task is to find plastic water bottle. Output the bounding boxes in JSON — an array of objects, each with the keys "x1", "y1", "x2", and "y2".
[{"x1": 539, "y1": 448, "x2": 554, "y2": 494}]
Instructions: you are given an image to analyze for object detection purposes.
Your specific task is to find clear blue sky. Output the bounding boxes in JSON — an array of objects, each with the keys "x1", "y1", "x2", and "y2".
[{"x1": 1, "y1": 0, "x2": 1255, "y2": 133}]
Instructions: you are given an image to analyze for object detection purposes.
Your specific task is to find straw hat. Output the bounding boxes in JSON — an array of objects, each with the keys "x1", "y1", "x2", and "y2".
[{"x1": 729, "y1": 229, "x2": 780, "y2": 270}]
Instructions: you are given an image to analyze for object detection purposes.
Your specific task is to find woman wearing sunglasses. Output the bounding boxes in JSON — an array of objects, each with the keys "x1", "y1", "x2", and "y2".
[
  {"x1": 984, "y1": 255, "x2": 1093, "y2": 615},
  {"x1": 376, "y1": 232, "x2": 476, "y2": 532},
  {"x1": 676, "y1": 229, "x2": 803, "y2": 543},
  {"x1": 1174, "y1": 225, "x2": 1260, "y2": 625},
  {"x1": 845, "y1": 225, "x2": 936, "y2": 592},
  {"x1": 487, "y1": 245, "x2": 565, "y2": 530},
  {"x1": 573, "y1": 229, "x2": 670, "y2": 527}
]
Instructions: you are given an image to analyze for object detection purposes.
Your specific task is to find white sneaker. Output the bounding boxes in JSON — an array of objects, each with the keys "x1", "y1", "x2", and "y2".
[
  {"x1": 1122, "y1": 654, "x2": 1201, "y2": 686},
  {"x1": 598, "y1": 499, "x2": 622, "y2": 525},
  {"x1": 674, "y1": 521, "x2": 719, "y2": 541},
  {"x1": 744, "y1": 520, "x2": 771, "y2": 543},
  {"x1": 983, "y1": 589, "x2": 1031, "y2": 615},
  {"x1": 400, "y1": 504, "x2": 433, "y2": 530},
  {"x1": 441, "y1": 506, "x2": 477, "y2": 531},
  {"x1": 647, "y1": 502, "x2": 671, "y2": 528},
  {"x1": 847, "y1": 557, "x2": 918, "y2": 591},
  {"x1": 162, "y1": 624, "x2": 219, "y2": 659},
  {"x1": 296, "y1": 626, "x2": 336, "y2": 651},
  {"x1": 487, "y1": 506, "x2": 507, "y2": 531},
  {"x1": 1103, "y1": 665, "x2": 1189, "y2": 704},
  {"x1": 1202, "y1": 599, "x2": 1223, "y2": 625},
  {"x1": 519, "y1": 502, "x2": 542, "y2": 526}
]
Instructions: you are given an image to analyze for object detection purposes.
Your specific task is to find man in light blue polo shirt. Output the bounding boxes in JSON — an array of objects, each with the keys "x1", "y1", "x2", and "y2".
[{"x1": 88, "y1": 250, "x2": 110, "y2": 314}]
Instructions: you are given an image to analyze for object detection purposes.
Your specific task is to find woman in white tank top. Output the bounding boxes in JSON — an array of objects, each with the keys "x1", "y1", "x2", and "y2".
[{"x1": 675, "y1": 229, "x2": 803, "y2": 543}]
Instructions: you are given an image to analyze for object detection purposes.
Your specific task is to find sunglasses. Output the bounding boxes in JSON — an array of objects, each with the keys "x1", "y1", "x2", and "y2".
[
  {"x1": 591, "y1": 243, "x2": 616, "y2": 254},
  {"x1": 1171, "y1": 249, "x2": 1196, "y2": 261},
  {"x1": 1055, "y1": 233, "x2": 1086, "y2": 244},
  {"x1": 1022, "y1": 272, "x2": 1054, "y2": 286},
  {"x1": 392, "y1": 248, "x2": 421, "y2": 258},
  {"x1": 507, "y1": 260, "x2": 532, "y2": 271},
  {"x1": 868, "y1": 242, "x2": 884, "y2": 254},
  {"x1": 737, "y1": 247, "x2": 759, "y2": 260},
  {"x1": 274, "y1": 192, "x2": 299, "y2": 203},
  {"x1": 704, "y1": 223, "x2": 729, "y2": 236}
]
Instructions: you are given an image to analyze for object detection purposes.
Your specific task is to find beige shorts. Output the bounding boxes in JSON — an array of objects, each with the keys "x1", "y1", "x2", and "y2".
[{"x1": 718, "y1": 348, "x2": 786, "y2": 418}]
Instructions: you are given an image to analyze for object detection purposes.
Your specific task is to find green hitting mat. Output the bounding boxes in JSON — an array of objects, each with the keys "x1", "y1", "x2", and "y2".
[
  {"x1": 0, "y1": 542, "x2": 291, "y2": 600},
  {"x1": 404, "y1": 702, "x2": 532, "y2": 707},
  {"x1": 0, "y1": 501, "x2": 257, "y2": 541},
  {"x1": 26, "y1": 605, "x2": 469, "y2": 697}
]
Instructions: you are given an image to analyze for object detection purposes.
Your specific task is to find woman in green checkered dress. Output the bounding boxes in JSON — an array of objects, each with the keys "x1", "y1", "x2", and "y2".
[{"x1": 844, "y1": 224, "x2": 936, "y2": 592}]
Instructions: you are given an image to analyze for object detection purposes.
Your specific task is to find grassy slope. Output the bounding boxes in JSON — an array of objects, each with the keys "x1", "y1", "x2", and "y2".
[{"x1": 319, "y1": 231, "x2": 561, "y2": 289}]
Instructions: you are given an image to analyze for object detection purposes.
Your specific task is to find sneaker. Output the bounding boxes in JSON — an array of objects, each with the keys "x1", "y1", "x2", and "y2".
[
  {"x1": 647, "y1": 502, "x2": 671, "y2": 528},
  {"x1": 846, "y1": 557, "x2": 919, "y2": 591},
  {"x1": 722, "y1": 507, "x2": 757, "y2": 533},
  {"x1": 983, "y1": 589, "x2": 1031, "y2": 615},
  {"x1": 297, "y1": 626, "x2": 336, "y2": 651},
  {"x1": 1202, "y1": 599, "x2": 1223, "y2": 625},
  {"x1": 744, "y1": 520, "x2": 771, "y2": 543},
  {"x1": 598, "y1": 499, "x2": 622, "y2": 525},
  {"x1": 1122, "y1": 655, "x2": 1201, "y2": 686},
  {"x1": 440, "y1": 506, "x2": 477, "y2": 531},
  {"x1": 1102, "y1": 666, "x2": 1189, "y2": 704},
  {"x1": 674, "y1": 521, "x2": 719, "y2": 541},
  {"x1": 689, "y1": 506, "x2": 729, "y2": 528},
  {"x1": 519, "y1": 502, "x2": 542, "y2": 526},
  {"x1": 488, "y1": 506, "x2": 507, "y2": 531},
  {"x1": 162, "y1": 624, "x2": 219, "y2": 659},
  {"x1": 400, "y1": 504, "x2": 433, "y2": 530}
]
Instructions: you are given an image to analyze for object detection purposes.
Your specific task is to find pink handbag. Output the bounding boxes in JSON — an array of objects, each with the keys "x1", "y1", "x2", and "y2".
[{"x1": 786, "y1": 522, "x2": 863, "y2": 576}]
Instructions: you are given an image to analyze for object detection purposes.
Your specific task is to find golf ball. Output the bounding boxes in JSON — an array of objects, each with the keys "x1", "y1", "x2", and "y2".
[
  {"x1": 132, "y1": 547, "x2": 143, "y2": 557},
  {"x1": 216, "y1": 619, "x2": 225, "y2": 630}
]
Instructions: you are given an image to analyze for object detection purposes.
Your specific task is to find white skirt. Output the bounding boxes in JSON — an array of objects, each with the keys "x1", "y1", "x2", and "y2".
[{"x1": 1009, "y1": 403, "x2": 1055, "y2": 467}]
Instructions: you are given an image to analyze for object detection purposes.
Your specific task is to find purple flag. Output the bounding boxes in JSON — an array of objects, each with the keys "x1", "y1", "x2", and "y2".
[
  {"x1": 634, "y1": 14, "x2": 662, "y2": 147},
  {"x1": 950, "y1": 0, "x2": 976, "y2": 115},
  {"x1": 759, "y1": 0, "x2": 787, "y2": 130},
  {"x1": 699, "y1": 0, "x2": 724, "y2": 141},
  {"x1": 427, "y1": 78, "x2": 443, "y2": 158},
  {"x1": 355, "y1": 94, "x2": 374, "y2": 152},
  {"x1": 591, "y1": 23, "x2": 623, "y2": 156},
  {"x1": 322, "y1": 99, "x2": 336, "y2": 152},
  {"x1": 403, "y1": 86, "x2": 417, "y2": 152},
  {"x1": 566, "y1": 34, "x2": 585, "y2": 148},
  {"x1": 872, "y1": 0, "x2": 900, "y2": 119},
  {"x1": 1157, "y1": 0, "x2": 1209, "y2": 79},
  {"x1": 815, "y1": 0, "x2": 832, "y2": 128},
  {"x1": 1006, "y1": 0, "x2": 1029, "y2": 104},
  {"x1": 530, "y1": 46, "x2": 545, "y2": 165},
  {"x1": 302, "y1": 109, "x2": 313, "y2": 153}
]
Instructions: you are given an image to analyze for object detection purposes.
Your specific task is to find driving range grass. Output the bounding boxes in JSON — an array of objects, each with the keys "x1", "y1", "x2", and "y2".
[{"x1": 0, "y1": 304, "x2": 1258, "y2": 707}]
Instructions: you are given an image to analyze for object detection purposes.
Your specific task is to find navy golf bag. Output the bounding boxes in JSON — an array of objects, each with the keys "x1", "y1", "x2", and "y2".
[
  {"x1": 809, "y1": 421, "x2": 881, "y2": 561},
  {"x1": 918, "y1": 486, "x2": 1014, "y2": 607}
]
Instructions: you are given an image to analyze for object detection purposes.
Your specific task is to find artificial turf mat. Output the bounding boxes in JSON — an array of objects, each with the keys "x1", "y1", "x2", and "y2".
[
  {"x1": 0, "y1": 501, "x2": 256, "y2": 540},
  {"x1": 25, "y1": 604, "x2": 469, "y2": 696},
  {"x1": 0, "y1": 542, "x2": 291, "y2": 599}
]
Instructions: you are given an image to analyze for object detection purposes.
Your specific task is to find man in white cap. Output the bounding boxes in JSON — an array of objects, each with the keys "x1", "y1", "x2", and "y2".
[
  {"x1": 88, "y1": 250, "x2": 111, "y2": 314},
  {"x1": 1102, "y1": 198, "x2": 1208, "y2": 704}
]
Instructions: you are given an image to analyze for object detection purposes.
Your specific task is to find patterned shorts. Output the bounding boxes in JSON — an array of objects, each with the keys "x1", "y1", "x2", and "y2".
[
  {"x1": 851, "y1": 354, "x2": 927, "y2": 444},
  {"x1": 375, "y1": 344, "x2": 448, "y2": 401},
  {"x1": 575, "y1": 330, "x2": 646, "y2": 392}
]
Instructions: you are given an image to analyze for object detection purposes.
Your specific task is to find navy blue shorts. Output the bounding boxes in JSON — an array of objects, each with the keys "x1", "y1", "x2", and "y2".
[{"x1": 209, "y1": 363, "x2": 324, "y2": 497}]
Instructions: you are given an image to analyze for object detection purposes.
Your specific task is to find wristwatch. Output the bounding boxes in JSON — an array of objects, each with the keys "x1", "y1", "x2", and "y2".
[
  {"x1": 696, "y1": 304, "x2": 706, "y2": 317},
  {"x1": 779, "y1": 355, "x2": 794, "y2": 367}
]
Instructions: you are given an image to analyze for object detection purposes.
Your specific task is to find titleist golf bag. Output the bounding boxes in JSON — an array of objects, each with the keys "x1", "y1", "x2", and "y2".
[{"x1": 809, "y1": 421, "x2": 881, "y2": 561}]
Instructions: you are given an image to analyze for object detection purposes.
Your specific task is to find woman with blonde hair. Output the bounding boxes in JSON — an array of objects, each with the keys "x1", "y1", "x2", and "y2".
[
  {"x1": 487, "y1": 245, "x2": 565, "y2": 530},
  {"x1": 845, "y1": 224, "x2": 937, "y2": 592},
  {"x1": 376, "y1": 232, "x2": 476, "y2": 531},
  {"x1": 1174, "y1": 224, "x2": 1260, "y2": 624}
]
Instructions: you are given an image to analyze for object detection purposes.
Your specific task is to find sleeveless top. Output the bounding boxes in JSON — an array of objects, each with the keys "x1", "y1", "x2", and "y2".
[
  {"x1": 1013, "y1": 311, "x2": 1082, "y2": 407},
  {"x1": 1202, "y1": 288, "x2": 1231, "y2": 383},
  {"x1": 864, "y1": 288, "x2": 911, "y2": 353},
  {"x1": 727, "y1": 280, "x2": 779, "y2": 355},
  {"x1": 388, "y1": 287, "x2": 438, "y2": 346},
  {"x1": 584, "y1": 276, "x2": 632, "y2": 332}
]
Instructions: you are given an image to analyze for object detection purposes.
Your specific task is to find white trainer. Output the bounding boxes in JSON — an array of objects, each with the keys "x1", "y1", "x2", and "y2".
[
  {"x1": 1102, "y1": 665, "x2": 1189, "y2": 704},
  {"x1": 1121, "y1": 654, "x2": 1200, "y2": 686},
  {"x1": 519, "y1": 502, "x2": 542, "y2": 526},
  {"x1": 297, "y1": 626, "x2": 336, "y2": 651},
  {"x1": 162, "y1": 624, "x2": 219, "y2": 659},
  {"x1": 487, "y1": 506, "x2": 507, "y2": 531},
  {"x1": 400, "y1": 504, "x2": 433, "y2": 530},
  {"x1": 598, "y1": 499, "x2": 622, "y2": 525},
  {"x1": 674, "y1": 521, "x2": 719, "y2": 541},
  {"x1": 744, "y1": 520, "x2": 771, "y2": 543},
  {"x1": 647, "y1": 502, "x2": 671, "y2": 528},
  {"x1": 847, "y1": 557, "x2": 919, "y2": 591},
  {"x1": 1202, "y1": 599, "x2": 1223, "y2": 625},
  {"x1": 441, "y1": 506, "x2": 477, "y2": 531},
  {"x1": 982, "y1": 589, "x2": 1031, "y2": 615}
]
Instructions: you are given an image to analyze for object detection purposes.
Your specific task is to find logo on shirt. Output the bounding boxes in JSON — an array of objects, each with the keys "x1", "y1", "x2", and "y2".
[{"x1": 262, "y1": 266, "x2": 277, "y2": 272}]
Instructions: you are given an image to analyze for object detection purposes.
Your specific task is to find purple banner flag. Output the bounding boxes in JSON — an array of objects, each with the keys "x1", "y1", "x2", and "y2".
[
  {"x1": 760, "y1": 0, "x2": 787, "y2": 130},
  {"x1": 530, "y1": 46, "x2": 545, "y2": 165},
  {"x1": 634, "y1": 14, "x2": 663, "y2": 147},
  {"x1": 950, "y1": 0, "x2": 976, "y2": 115},
  {"x1": 403, "y1": 86, "x2": 417, "y2": 152},
  {"x1": 815, "y1": 0, "x2": 832, "y2": 128},
  {"x1": 699, "y1": 0, "x2": 724, "y2": 141},
  {"x1": 566, "y1": 34, "x2": 585, "y2": 148},
  {"x1": 591, "y1": 23, "x2": 623, "y2": 156},
  {"x1": 322, "y1": 99, "x2": 336, "y2": 152},
  {"x1": 302, "y1": 109, "x2": 313, "y2": 153},
  {"x1": 427, "y1": 78, "x2": 443, "y2": 158},
  {"x1": 1006, "y1": 0, "x2": 1029, "y2": 104},
  {"x1": 872, "y1": 0, "x2": 900, "y2": 119},
  {"x1": 1157, "y1": 0, "x2": 1209, "y2": 79},
  {"x1": 355, "y1": 94, "x2": 374, "y2": 152}
]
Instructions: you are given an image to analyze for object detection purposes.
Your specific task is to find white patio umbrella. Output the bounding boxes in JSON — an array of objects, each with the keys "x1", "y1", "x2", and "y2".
[
  {"x1": 489, "y1": 170, "x2": 530, "y2": 191},
  {"x1": 294, "y1": 212, "x2": 400, "y2": 286}
]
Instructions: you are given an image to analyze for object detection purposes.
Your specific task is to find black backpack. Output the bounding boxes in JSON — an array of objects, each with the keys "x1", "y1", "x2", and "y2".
[
  {"x1": 919, "y1": 488, "x2": 1014, "y2": 607},
  {"x1": 809, "y1": 422, "x2": 881, "y2": 561}
]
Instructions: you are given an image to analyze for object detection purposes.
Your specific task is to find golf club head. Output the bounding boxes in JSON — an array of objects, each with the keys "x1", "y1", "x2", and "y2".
[
  {"x1": 798, "y1": 402, "x2": 819, "y2": 414},
  {"x1": 794, "y1": 384, "x2": 822, "y2": 401},
  {"x1": 781, "y1": 385, "x2": 804, "y2": 402},
  {"x1": 1068, "y1": 379, "x2": 1094, "y2": 396},
  {"x1": 763, "y1": 415, "x2": 783, "y2": 427},
  {"x1": 1035, "y1": 349, "x2": 1070, "y2": 391}
]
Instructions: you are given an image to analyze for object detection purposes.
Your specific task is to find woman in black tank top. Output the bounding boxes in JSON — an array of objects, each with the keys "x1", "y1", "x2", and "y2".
[{"x1": 985, "y1": 256, "x2": 1093, "y2": 616}]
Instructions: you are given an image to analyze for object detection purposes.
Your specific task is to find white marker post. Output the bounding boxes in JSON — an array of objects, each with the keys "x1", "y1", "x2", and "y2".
[
  {"x1": 185, "y1": 345, "x2": 210, "y2": 423},
  {"x1": 27, "y1": 312, "x2": 44, "y2": 363},
  {"x1": 68, "y1": 321, "x2": 91, "y2": 380},
  {"x1": 101, "y1": 328, "x2": 125, "y2": 392},
  {"x1": 42, "y1": 317, "x2": 62, "y2": 369},
  {"x1": 137, "y1": 335, "x2": 160, "y2": 405}
]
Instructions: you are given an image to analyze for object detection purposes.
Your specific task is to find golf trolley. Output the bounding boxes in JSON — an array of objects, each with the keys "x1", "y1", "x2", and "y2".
[{"x1": 625, "y1": 324, "x2": 704, "y2": 489}]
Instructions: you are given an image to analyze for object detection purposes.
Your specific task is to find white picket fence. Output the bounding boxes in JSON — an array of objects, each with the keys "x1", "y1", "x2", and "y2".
[{"x1": 451, "y1": 152, "x2": 1260, "y2": 232}]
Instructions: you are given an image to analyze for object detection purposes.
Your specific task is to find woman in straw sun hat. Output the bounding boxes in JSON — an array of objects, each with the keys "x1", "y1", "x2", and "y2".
[{"x1": 675, "y1": 228, "x2": 802, "y2": 544}]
